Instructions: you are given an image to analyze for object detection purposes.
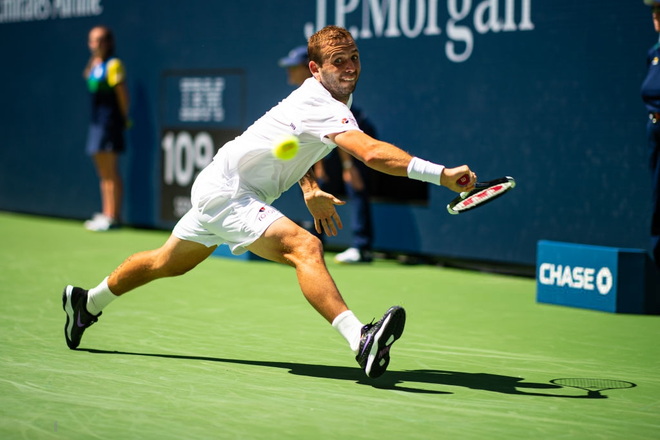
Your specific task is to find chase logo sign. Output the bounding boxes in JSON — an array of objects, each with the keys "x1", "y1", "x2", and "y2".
[
  {"x1": 538, "y1": 264, "x2": 613, "y2": 295},
  {"x1": 536, "y1": 240, "x2": 655, "y2": 314},
  {"x1": 536, "y1": 240, "x2": 620, "y2": 313}
]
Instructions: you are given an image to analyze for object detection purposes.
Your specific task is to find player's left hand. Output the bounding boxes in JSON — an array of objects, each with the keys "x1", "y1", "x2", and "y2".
[{"x1": 304, "y1": 190, "x2": 345, "y2": 236}]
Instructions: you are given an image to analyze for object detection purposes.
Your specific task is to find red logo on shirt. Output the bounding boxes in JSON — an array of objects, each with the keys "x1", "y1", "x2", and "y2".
[
  {"x1": 257, "y1": 206, "x2": 277, "y2": 221},
  {"x1": 342, "y1": 118, "x2": 349, "y2": 124}
]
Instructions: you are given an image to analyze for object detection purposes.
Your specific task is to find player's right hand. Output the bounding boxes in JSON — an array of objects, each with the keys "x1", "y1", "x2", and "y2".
[{"x1": 441, "y1": 165, "x2": 476, "y2": 193}]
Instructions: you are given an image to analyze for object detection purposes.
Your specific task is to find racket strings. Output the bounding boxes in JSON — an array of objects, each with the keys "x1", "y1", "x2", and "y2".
[
  {"x1": 550, "y1": 378, "x2": 635, "y2": 391},
  {"x1": 446, "y1": 176, "x2": 515, "y2": 214},
  {"x1": 455, "y1": 183, "x2": 512, "y2": 211}
]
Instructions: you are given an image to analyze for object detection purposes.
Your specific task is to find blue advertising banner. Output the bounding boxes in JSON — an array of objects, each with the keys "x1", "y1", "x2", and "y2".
[{"x1": 536, "y1": 241, "x2": 659, "y2": 314}]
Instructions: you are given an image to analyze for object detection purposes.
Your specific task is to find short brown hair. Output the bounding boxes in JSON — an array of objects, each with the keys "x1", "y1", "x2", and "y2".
[{"x1": 307, "y1": 25, "x2": 355, "y2": 66}]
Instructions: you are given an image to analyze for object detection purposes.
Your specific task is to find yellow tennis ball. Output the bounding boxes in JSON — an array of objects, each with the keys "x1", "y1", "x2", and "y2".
[{"x1": 272, "y1": 135, "x2": 299, "y2": 161}]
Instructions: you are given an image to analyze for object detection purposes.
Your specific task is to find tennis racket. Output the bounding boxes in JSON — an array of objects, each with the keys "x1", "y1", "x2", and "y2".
[{"x1": 447, "y1": 176, "x2": 516, "y2": 215}]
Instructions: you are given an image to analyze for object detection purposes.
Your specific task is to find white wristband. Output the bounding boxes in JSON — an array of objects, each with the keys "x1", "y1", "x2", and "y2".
[{"x1": 407, "y1": 157, "x2": 445, "y2": 186}]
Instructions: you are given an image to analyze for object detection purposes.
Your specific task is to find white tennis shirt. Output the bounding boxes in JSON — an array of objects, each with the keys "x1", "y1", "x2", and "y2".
[{"x1": 211, "y1": 77, "x2": 362, "y2": 204}]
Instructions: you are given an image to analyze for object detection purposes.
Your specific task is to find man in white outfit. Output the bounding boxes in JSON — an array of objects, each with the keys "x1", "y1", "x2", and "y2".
[{"x1": 63, "y1": 25, "x2": 476, "y2": 378}]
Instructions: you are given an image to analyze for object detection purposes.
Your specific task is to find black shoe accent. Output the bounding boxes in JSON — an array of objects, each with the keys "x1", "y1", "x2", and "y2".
[
  {"x1": 355, "y1": 306, "x2": 406, "y2": 378},
  {"x1": 62, "y1": 285, "x2": 101, "y2": 350}
]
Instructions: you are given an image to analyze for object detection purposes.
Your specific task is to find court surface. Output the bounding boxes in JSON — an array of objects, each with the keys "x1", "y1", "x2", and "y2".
[{"x1": 1, "y1": 211, "x2": 659, "y2": 439}]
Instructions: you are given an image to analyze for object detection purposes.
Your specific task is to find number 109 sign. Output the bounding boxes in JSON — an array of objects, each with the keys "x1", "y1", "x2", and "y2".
[{"x1": 160, "y1": 128, "x2": 240, "y2": 222}]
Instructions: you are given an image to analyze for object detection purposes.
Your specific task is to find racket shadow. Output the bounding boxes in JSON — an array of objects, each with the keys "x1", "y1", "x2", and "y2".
[{"x1": 79, "y1": 348, "x2": 617, "y2": 398}]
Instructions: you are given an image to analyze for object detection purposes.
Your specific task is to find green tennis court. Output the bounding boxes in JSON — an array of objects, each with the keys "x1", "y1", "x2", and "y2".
[{"x1": 1, "y1": 211, "x2": 658, "y2": 439}]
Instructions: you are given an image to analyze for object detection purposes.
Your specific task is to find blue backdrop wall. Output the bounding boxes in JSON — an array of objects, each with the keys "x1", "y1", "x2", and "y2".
[{"x1": 0, "y1": 0, "x2": 654, "y2": 266}]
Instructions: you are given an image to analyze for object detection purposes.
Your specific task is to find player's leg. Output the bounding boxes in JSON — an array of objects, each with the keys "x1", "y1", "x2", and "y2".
[
  {"x1": 247, "y1": 216, "x2": 405, "y2": 378},
  {"x1": 107, "y1": 234, "x2": 217, "y2": 295},
  {"x1": 63, "y1": 234, "x2": 216, "y2": 349},
  {"x1": 246, "y1": 216, "x2": 348, "y2": 323}
]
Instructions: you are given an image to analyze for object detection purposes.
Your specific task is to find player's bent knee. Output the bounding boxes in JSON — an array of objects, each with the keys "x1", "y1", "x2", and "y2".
[{"x1": 293, "y1": 232, "x2": 324, "y2": 263}]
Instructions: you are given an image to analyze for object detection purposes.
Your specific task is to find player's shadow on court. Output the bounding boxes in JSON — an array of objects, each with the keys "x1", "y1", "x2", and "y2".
[{"x1": 81, "y1": 348, "x2": 609, "y2": 398}]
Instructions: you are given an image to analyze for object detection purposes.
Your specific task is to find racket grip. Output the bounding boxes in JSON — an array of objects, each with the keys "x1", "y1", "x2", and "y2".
[{"x1": 457, "y1": 174, "x2": 470, "y2": 187}]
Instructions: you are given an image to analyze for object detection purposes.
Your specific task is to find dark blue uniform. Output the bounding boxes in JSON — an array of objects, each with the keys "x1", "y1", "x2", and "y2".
[
  {"x1": 641, "y1": 41, "x2": 660, "y2": 266},
  {"x1": 313, "y1": 106, "x2": 375, "y2": 256},
  {"x1": 344, "y1": 107, "x2": 374, "y2": 254}
]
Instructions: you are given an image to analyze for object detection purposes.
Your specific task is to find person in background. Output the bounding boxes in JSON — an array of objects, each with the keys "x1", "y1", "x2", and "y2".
[
  {"x1": 642, "y1": 0, "x2": 660, "y2": 267},
  {"x1": 279, "y1": 45, "x2": 375, "y2": 264},
  {"x1": 83, "y1": 25, "x2": 130, "y2": 232}
]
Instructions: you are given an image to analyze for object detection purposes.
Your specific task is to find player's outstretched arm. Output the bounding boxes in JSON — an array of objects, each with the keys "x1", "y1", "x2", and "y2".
[
  {"x1": 330, "y1": 130, "x2": 476, "y2": 193},
  {"x1": 331, "y1": 130, "x2": 411, "y2": 176}
]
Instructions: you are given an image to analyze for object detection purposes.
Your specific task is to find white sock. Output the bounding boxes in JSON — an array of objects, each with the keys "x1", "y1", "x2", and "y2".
[
  {"x1": 86, "y1": 277, "x2": 118, "y2": 315},
  {"x1": 331, "y1": 310, "x2": 364, "y2": 354}
]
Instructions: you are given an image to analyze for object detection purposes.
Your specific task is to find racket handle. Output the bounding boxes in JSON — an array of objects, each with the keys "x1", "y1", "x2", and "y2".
[{"x1": 457, "y1": 174, "x2": 470, "y2": 187}]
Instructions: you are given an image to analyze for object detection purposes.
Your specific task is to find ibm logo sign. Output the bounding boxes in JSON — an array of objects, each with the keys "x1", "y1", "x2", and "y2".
[{"x1": 179, "y1": 77, "x2": 225, "y2": 122}]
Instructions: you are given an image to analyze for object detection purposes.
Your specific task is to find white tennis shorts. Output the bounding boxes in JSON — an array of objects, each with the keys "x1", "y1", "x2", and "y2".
[{"x1": 172, "y1": 163, "x2": 284, "y2": 255}]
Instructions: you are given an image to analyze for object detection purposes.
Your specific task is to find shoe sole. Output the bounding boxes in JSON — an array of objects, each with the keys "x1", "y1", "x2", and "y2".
[
  {"x1": 62, "y1": 285, "x2": 75, "y2": 349},
  {"x1": 365, "y1": 307, "x2": 406, "y2": 378}
]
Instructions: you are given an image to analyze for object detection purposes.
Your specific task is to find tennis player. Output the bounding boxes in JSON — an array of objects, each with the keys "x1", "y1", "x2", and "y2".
[{"x1": 63, "y1": 25, "x2": 476, "y2": 378}]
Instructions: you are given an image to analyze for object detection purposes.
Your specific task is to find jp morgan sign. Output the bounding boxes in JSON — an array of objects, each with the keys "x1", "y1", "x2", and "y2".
[
  {"x1": 536, "y1": 241, "x2": 660, "y2": 314},
  {"x1": 303, "y1": 0, "x2": 534, "y2": 63}
]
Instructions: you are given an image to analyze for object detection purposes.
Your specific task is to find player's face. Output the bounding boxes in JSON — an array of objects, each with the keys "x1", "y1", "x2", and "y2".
[
  {"x1": 313, "y1": 39, "x2": 360, "y2": 104},
  {"x1": 88, "y1": 27, "x2": 109, "y2": 58}
]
